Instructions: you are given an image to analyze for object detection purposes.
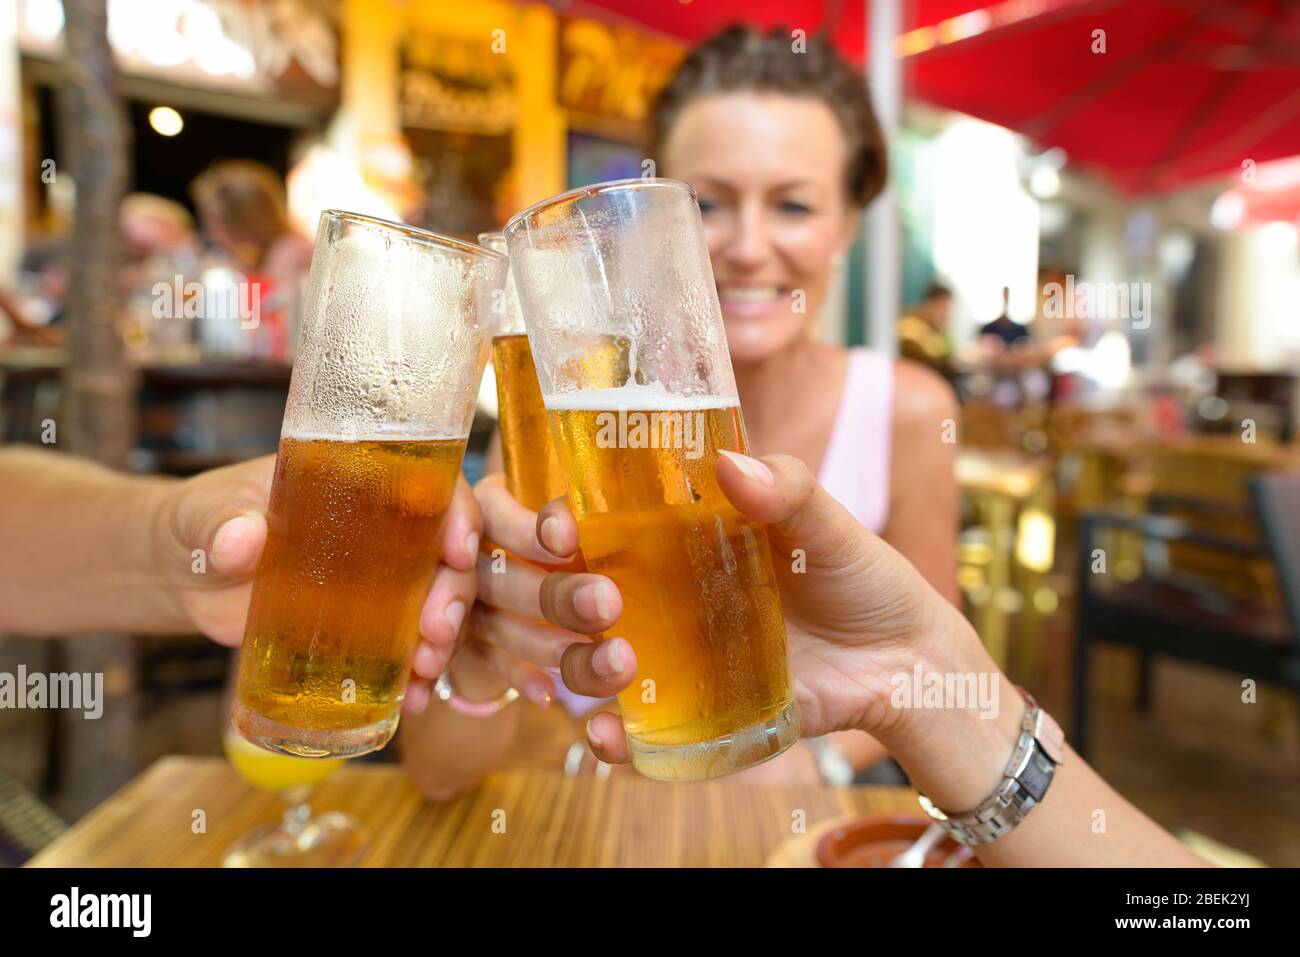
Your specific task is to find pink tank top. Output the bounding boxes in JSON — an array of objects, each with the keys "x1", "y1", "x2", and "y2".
[
  {"x1": 817, "y1": 347, "x2": 894, "y2": 535},
  {"x1": 551, "y1": 347, "x2": 894, "y2": 718}
]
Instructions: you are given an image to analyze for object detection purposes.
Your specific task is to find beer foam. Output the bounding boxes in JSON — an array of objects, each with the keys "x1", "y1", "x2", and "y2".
[
  {"x1": 544, "y1": 382, "x2": 739, "y2": 412},
  {"x1": 282, "y1": 427, "x2": 470, "y2": 443}
]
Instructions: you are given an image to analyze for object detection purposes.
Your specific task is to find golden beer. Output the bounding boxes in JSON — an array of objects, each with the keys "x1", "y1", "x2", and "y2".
[
  {"x1": 492, "y1": 334, "x2": 565, "y2": 510},
  {"x1": 232, "y1": 432, "x2": 465, "y2": 757},
  {"x1": 547, "y1": 392, "x2": 797, "y2": 779}
]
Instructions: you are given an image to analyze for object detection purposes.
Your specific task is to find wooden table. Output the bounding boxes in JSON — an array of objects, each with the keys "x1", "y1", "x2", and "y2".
[{"x1": 27, "y1": 756, "x2": 919, "y2": 867}]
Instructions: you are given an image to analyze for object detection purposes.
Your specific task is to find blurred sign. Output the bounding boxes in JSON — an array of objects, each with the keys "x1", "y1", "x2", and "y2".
[
  {"x1": 558, "y1": 17, "x2": 682, "y2": 134},
  {"x1": 400, "y1": 26, "x2": 515, "y2": 135},
  {"x1": 17, "y1": 0, "x2": 338, "y2": 95}
]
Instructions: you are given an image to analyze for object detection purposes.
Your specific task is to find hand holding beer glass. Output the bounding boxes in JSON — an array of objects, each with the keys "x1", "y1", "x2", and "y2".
[
  {"x1": 231, "y1": 211, "x2": 505, "y2": 759},
  {"x1": 504, "y1": 179, "x2": 799, "y2": 779}
]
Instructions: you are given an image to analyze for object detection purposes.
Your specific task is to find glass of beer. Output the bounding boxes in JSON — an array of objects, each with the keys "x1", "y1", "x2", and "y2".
[
  {"x1": 504, "y1": 179, "x2": 799, "y2": 780},
  {"x1": 231, "y1": 210, "x2": 504, "y2": 759},
  {"x1": 478, "y1": 231, "x2": 565, "y2": 510}
]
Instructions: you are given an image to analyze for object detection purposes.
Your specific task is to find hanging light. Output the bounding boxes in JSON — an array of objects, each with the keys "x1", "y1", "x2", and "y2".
[{"x1": 149, "y1": 106, "x2": 184, "y2": 137}]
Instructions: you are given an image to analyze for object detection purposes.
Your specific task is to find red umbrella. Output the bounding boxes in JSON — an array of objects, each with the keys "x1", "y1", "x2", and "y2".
[
  {"x1": 1212, "y1": 155, "x2": 1300, "y2": 226},
  {"x1": 906, "y1": 0, "x2": 1300, "y2": 193},
  {"x1": 577, "y1": 0, "x2": 1300, "y2": 195}
]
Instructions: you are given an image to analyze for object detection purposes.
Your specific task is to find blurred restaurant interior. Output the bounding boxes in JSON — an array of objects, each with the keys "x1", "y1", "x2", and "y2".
[{"x1": 1, "y1": 0, "x2": 1299, "y2": 869}]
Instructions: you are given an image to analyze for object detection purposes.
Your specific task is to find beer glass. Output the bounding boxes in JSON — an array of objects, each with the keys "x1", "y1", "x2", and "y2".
[
  {"x1": 504, "y1": 179, "x2": 799, "y2": 780},
  {"x1": 231, "y1": 210, "x2": 504, "y2": 759},
  {"x1": 478, "y1": 231, "x2": 565, "y2": 510}
]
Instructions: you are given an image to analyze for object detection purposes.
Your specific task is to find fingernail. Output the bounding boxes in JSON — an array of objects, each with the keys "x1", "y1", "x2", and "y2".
[
  {"x1": 444, "y1": 600, "x2": 466, "y2": 635},
  {"x1": 593, "y1": 638, "x2": 624, "y2": 678},
  {"x1": 523, "y1": 678, "x2": 552, "y2": 708},
  {"x1": 538, "y1": 514, "x2": 564, "y2": 553},
  {"x1": 539, "y1": 515, "x2": 562, "y2": 553},
  {"x1": 212, "y1": 514, "x2": 257, "y2": 558},
  {"x1": 575, "y1": 581, "x2": 612, "y2": 620},
  {"x1": 586, "y1": 718, "x2": 603, "y2": 749},
  {"x1": 413, "y1": 643, "x2": 440, "y2": 678},
  {"x1": 720, "y1": 450, "x2": 774, "y2": 486},
  {"x1": 464, "y1": 531, "x2": 480, "y2": 557}
]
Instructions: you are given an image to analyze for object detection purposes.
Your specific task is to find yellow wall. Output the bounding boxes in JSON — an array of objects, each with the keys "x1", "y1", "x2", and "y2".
[{"x1": 338, "y1": 0, "x2": 566, "y2": 215}]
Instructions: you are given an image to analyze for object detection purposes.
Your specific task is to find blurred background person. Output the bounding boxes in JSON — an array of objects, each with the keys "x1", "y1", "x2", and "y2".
[
  {"x1": 979, "y1": 285, "x2": 1031, "y2": 352},
  {"x1": 897, "y1": 281, "x2": 954, "y2": 375},
  {"x1": 0, "y1": 239, "x2": 68, "y2": 347},
  {"x1": 191, "y1": 160, "x2": 312, "y2": 283},
  {"x1": 190, "y1": 161, "x2": 313, "y2": 359}
]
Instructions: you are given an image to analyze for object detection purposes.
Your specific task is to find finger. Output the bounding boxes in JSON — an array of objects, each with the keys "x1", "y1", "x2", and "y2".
[
  {"x1": 716, "y1": 450, "x2": 868, "y2": 569},
  {"x1": 558, "y1": 636, "x2": 636, "y2": 699},
  {"x1": 538, "y1": 572, "x2": 622, "y2": 634},
  {"x1": 177, "y1": 455, "x2": 276, "y2": 581},
  {"x1": 475, "y1": 474, "x2": 569, "y2": 566},
  {"x1": 463, "y1": 637, "x2": 558, "y2": 709},
  {"x1": 470, "y1": 604, "x2": 584, "y2": 670},
  {"x1": 475, "y1": 547, "x2": 549, "y2": 619},
  {"x1": 585, "y1": 711, "x2": 631, "y2": 765},
  {"x1": 403, "y1": 677, "x2": 433, "y2": 716},
  {"x1": 418, "y1": 562, "x2": 475, "y2": 650},
  {"x1": 209, "y1": 512, "x2": 268, "y2": 578},
  {"x1": 438, "y1": 474, "x2": 483, "y2": 572},
  {"x1": 411, "y1": 638, "x2": 455, "y2": 682},
  {"x1": 535, "y1": 497, "x2": 581, "y2": 559}
]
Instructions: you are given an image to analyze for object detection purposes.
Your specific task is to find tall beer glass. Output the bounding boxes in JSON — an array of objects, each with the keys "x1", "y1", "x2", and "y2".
[
  {"x1": 231, "y1": 210, "x2": 504, "y2": 759},
  {"x1": 504, "y1": 179, "x2": 799, "y2": 780},
  {"x1": 478, "y1": 231, "x2": 565, "y2": 510}
]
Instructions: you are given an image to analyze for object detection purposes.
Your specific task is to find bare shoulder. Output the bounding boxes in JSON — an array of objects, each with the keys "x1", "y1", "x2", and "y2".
[{"x1": 891, "y1": 358, "x2": 958, "y2": 431}]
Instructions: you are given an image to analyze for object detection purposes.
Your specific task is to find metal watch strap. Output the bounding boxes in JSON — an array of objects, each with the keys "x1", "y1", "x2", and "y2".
[{"x1": 917, "y1": 688, "x2": 1065, "y2": 846}]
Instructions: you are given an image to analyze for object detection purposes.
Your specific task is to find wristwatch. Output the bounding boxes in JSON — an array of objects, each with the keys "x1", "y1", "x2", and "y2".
[{"x1": 917, "y1": 687, "x2": 1066, "y2": 845}]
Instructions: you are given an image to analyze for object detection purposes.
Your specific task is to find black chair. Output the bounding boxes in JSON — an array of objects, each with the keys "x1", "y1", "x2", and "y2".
[{"x1": 1073, "y1": 470, "x2": 1300, "y2": 757}]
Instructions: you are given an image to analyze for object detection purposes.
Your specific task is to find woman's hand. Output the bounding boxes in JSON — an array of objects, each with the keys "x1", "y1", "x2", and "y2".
[
  {"x1": 466, "y1": 473, "x2": 638, "y2": 707},
  {"x1": 148, "y1": 455, "x2": 481, "y2": 714},
  {"x1": 523, "y1": 451, "x2": 1007, "y2": 786}
]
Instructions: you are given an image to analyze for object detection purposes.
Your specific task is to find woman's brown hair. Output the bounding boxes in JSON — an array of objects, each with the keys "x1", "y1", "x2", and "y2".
[
  {"x1": 191, "y1": 160, "x2": 291, "y2": 255},
  {"x1": 649, "y1": 25, "x2": 888, "y2": 207}
]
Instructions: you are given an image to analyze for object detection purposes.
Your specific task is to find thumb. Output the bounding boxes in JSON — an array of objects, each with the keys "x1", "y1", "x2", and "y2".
[
  {"x1": 171, "y1": 456, "x2": 274, "y2": 581},
  {"x1": 208, "y1": 512, "x2": 268, "y2": 578},
  {"x1": 716, "y1": 450, "x2": 935, "y2": 643},
  {"x1": 716, "y1": 450, "x2": 869, "y2": 571}
]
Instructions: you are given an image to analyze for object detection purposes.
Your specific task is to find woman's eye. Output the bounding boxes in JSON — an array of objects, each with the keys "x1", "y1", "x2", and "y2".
[
  {"x1": 698, "y1": 198, "x2": 719, "y2": 214},
  {"x1": 778, "y1": 200, "x2": 813, "y2": 215}
]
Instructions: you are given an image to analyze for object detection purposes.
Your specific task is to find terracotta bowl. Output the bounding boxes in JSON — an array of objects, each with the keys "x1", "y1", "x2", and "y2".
[{"x1": 815, "y1": 814, "x2": 981, "y2": 868}]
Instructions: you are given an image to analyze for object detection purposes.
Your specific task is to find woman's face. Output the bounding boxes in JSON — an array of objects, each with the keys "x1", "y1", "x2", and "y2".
[{"x1": 662, "y1": 92, "x2": 861, "y2": 364}]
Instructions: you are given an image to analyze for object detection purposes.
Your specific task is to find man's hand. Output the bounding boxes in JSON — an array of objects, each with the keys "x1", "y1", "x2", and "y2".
[{"x1": 149, "y1": 457, "x2": 483, "y2": 714}]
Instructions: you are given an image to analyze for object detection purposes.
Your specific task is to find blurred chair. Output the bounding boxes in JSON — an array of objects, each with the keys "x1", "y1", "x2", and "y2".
[
  {"x1": 0, "y1": 770, "x2": 67, "y2": 867},
  {"x1": 1073, "y1": 470, "x2": 1300, "y2": 757},
  {"x1": 957, "y1": 450, "x2": 1055, "y2": 673}
]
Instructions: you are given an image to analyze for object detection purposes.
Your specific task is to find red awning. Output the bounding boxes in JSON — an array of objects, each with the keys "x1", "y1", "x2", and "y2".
[{"x1": 576, "y1": 0, "x2": 1300, "y2": 195}]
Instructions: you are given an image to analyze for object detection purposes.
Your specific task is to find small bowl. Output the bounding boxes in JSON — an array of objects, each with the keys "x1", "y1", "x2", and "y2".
[{"x1": 816, "y1": 814, "x2": 981, "y2": 868}]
